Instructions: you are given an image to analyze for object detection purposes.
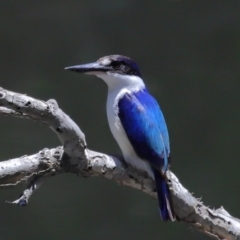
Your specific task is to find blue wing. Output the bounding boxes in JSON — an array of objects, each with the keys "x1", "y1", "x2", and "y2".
[
  {"x1": 118, "y1": 88, "x2": 175, "y2": 221},
  {"x1": 118, "y1": 88, "x2": 170, "y2": 172}
]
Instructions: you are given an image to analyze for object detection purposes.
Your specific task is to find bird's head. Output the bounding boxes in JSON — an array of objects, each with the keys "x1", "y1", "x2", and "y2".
[{"x1": 65, "y1": 55, "x2": 144, "y2": 90}]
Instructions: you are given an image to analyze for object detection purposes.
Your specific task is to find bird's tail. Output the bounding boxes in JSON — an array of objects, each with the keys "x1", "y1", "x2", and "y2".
[{"x1": 153, "y1": 168, "x2": 175, "y2": 221}]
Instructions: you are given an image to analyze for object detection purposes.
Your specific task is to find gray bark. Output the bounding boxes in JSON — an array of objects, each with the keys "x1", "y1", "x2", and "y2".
[{"x1": 0, "y1": 87, "x2": 239, "y2": 240}]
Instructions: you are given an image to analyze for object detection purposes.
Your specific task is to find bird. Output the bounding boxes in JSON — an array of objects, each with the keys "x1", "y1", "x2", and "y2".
[{"x1": 65, "y1": 55, "x2": 175, "y2": 221}]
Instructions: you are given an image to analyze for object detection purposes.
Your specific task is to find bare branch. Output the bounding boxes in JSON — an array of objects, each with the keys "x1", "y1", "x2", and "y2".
[
  {"x1": 0, "y1": 86, "x2": 239, "y2": 239},
  {"x1": 0, "y1": 147, "x2": 63, "y2": 187},
  {"x1": 0, "y1": 87, "x2": 87, "y2": 159}
]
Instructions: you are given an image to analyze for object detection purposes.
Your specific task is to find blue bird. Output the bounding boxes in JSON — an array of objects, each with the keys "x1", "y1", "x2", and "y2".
[{"x1": 65, "y1": 55, "x2": 175, "y2": 221}]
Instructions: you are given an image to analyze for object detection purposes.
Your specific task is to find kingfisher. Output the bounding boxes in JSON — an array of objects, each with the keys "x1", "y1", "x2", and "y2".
[{"x1": 65, "y1": 55, "x2": 175, "y2": 221}]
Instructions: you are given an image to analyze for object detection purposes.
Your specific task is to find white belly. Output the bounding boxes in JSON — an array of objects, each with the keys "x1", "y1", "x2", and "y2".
[{"x1": 106, "y1": 89, "x2": 154, "y2": 179}]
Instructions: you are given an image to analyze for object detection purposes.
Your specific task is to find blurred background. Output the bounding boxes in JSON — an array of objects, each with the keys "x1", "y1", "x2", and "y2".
[{"x1": 0, "y1": 1, "x2": 240, "y2": 239}]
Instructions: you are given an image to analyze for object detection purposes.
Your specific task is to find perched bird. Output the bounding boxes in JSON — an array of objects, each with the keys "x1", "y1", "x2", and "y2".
[{"x1": 65, "y1": 55, "x2": 175, "y2": 221}]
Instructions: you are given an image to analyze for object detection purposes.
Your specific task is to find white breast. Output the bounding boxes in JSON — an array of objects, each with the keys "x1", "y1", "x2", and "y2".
[{"x1": 106, "y1": 87, "x2": 154, "y2": 179}]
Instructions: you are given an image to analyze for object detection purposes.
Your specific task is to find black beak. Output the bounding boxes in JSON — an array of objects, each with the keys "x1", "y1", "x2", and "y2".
[{"x1": 65, "y1": 62, "x2": 109, "y2": 73}]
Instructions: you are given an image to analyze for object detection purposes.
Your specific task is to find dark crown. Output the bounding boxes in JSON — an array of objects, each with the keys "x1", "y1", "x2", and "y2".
[{"x1": 98, "y1": 55, "x2": 141, "y2": 77}]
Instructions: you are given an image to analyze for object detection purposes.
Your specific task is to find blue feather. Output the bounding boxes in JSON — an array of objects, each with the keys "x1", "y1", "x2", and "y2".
[
  {"x1": 118, "y1": 88, "x2": 169, "y2": 172},
  {"x1": 118, "y1": 88, "x2": 175, "y2": 221}
]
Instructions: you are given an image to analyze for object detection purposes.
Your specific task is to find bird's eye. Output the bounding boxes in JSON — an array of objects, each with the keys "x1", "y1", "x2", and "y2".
[{"x1": 112, "y1": 61, "x2": 121, "y2": 69}]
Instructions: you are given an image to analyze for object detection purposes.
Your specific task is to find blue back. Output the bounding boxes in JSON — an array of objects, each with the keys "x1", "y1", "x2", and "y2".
[{"x1": 118, "y1": 88, "x2": 170, "y2": 172}]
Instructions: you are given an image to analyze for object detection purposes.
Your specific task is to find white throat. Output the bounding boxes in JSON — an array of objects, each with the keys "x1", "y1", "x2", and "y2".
[{"x1": 95, "y1": 72, "x2": 145, "y2": 92}]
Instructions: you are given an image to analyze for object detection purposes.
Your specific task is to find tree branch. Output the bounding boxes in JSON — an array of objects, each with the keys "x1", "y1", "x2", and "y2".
[{"x1": 0, "y1": 87, "x2": 239, "y2": 240}]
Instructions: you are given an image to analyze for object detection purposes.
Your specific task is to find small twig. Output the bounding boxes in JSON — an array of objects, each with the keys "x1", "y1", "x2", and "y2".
[{"x1": 5, "y1": 175, "x2": 45, "y2": 206}]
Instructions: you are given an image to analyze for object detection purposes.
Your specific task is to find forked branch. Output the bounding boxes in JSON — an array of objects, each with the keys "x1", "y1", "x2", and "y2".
[{"x1": 0, "y1": 87, "x2": 239, "y2": 240}]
